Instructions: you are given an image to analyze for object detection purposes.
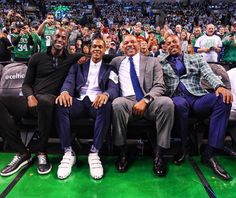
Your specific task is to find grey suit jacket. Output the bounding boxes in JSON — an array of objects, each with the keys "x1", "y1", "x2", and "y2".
[{"x1": 110, "y1": 54, "x2": 166, "y2": 99}]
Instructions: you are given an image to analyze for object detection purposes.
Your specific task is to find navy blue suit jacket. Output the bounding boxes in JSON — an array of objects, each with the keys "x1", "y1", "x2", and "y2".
[{"x1": 60, "y1": 60, "x2": 119, "y2": 101}]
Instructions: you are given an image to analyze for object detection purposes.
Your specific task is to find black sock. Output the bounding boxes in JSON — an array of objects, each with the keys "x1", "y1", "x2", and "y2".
[
  {"x1": 154, "y1": 145, "x2": 165, "y2": 157},
  {"x1": 203, "y1": 145, "x2": 215, "y2": 159},
  {"x1": 118, "y1": 145, "x2": 127, "y2": 156}
]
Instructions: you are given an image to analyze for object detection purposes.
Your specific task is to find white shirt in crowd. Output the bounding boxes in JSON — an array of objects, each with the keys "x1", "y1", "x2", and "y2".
[
  {"x1": 227, "y1": 68, "x2": 236, "y2": 110},
  {"x1": 195, "y1": 34, "x2": 222, "y2": 62},
  {"x1": 105, "y1": 49, "x2": 109, "y2": 54},
  {"x1": 78, "y1": 60, "x2": 102, "y2": 102},
  {"x1": 181, "y1": 40, "x2": 188, "y2": 53},
  {"x1": 119, "y1": 52, "x2": 140, "y2": 97}
]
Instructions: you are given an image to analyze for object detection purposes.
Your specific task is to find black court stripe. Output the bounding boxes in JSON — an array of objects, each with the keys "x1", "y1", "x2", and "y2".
[
  {"x1": 0, "y1": 163, "x2": 32, "y2": 198},
  {"x1": 188, "y1": 156, "x2": 217, "y2": 198}
]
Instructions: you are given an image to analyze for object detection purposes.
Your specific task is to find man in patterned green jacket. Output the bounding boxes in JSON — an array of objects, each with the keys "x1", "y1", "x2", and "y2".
[{"x1": 159, "y1": 34, "x2": 233, "y2": 181}]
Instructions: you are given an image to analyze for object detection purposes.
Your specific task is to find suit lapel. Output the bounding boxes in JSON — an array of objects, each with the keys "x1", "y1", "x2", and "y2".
[
  {"x1": 160, "y1": 55, "x2": 178, "y2": 78},
  {"x1": 116, "y1": 56, "x2": 126, "y2": 70},
  {"x1": 167, "y1": 62, "x2": 177, "y2": 77},
  {"x1": 183, "y1": 54, "x2": 191, "y2": 75},
  {"x1": 98, "y1": 61, "x2": 106, "y2": 84},
  {"x1": 139, "y1": 54, "x2": 147, "y2": 86},
  {"x1": 81, "y1": 60, "x2": 90, "y2": 82}
]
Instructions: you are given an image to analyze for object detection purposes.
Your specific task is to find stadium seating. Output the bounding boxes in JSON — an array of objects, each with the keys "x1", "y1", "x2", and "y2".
[{"x1": 0, "y1": 61, "x2": 236, "y2": 155}]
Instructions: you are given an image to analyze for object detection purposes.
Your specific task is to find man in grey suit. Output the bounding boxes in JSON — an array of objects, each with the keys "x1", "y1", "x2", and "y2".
[{"x1": 110, "y1": 34, "x2": 174, "y2": 177}]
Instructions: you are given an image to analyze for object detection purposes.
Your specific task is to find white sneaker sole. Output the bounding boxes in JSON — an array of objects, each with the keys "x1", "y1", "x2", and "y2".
[
  {"x1": 90, "y1": 173, "x2": 103, "y2": 180},
  {"x1": 58, "y1": 172, "x2": 71, "y2": 180},
  {"x1": 0, "y1": 158, "x2": 32, "y2": 177},
  {"x1": 88, "y1": 154, "x2": 103, "y2": 180},
  {"x1": 57, "y1": 158, "x2": 76, "y2": 180}
]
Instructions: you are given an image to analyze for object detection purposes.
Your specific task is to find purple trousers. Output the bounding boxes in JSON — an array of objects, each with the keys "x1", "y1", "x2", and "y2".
[{"x1": 172, "y1": 93, "x2": 231, "y2": 149}]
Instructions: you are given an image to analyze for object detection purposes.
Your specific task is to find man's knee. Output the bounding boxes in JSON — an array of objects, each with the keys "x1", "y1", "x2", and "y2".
[
  {"x1": 55, "y1": 103, "x2": 69, "y2": 115},
  {"x1": 103, "y1": 100, "x2": 112, "y2": 109},
  {"x1": 98, "y1": 101, "x2": 112, "y2": 113},
  {"x1": 112, "y1": 97, "x2": 127, "y2": 112},
  {"x1": 153, "y1": 97, "x2": 174, "y2": 114},
  {"x1": 37, "y1": 94, "x2": 56, "y2": 108},
  {"x1": 173, "y1": 97, "x2": 189, "y2": 113},
  {"x1": 213, "y1": 94, "x2": 232, "y2": 112}
]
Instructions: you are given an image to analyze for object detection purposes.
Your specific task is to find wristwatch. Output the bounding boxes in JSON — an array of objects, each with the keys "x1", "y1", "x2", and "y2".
[{"x1": 143, "y1": 96, "x2": 153, "y2": 105}]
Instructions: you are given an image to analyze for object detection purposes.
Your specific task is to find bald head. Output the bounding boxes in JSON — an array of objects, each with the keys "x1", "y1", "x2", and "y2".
[{"x1": 206, "y1": 24, "x2": 215, "y2": 36}]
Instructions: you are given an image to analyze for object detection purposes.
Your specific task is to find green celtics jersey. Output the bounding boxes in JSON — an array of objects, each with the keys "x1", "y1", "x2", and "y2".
[
  {"x1": 12, "y1": 34, "x2": 34, "y2": 60},
  {"x1": 40, "y1": 25, "x2": 56, "y2": 52},
  {"x1": 31, "y1": 32, "x2": 41, "y2": 53},
  {"x1": 155, "y1": 33, "x2": 164, "y2": 43}
]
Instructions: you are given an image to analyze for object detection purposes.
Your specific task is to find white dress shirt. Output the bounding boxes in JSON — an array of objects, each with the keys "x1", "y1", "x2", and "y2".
[
  {"x1": 78, "y1": 60, "x2": 103, "y2": 102},
  {"x1": 119, "y1": 52, "x2": 140, "y2": 97}
]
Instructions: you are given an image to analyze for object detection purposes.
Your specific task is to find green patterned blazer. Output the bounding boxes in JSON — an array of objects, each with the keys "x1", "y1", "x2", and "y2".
[{"x1": 159, "y1": 53, "x2": 224, "y2": 97}]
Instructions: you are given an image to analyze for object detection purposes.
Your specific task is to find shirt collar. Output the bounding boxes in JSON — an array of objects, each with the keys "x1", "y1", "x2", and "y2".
[
  {"x1": 90, "y1": 59, "x2": 102, "y2": 67},
  {"x1": 168, "y1": 54, "x2": 183, "y2": 62},
  {"x1": 125, "y1": 52, "x2": 140, "y2": 63},
  {"x1": 47, "y1": 46, "x2": 68, "y2": 58}
]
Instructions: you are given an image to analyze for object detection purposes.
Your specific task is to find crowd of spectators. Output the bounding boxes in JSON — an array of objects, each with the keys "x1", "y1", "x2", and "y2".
[{"x1": 0, "y1": 0, "x2": 235, "y2": 66}]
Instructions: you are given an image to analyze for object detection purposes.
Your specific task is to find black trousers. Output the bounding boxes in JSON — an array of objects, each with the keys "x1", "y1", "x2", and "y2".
[{"x1": 0, "y1": 94, "x2": 56, "y2": 153}]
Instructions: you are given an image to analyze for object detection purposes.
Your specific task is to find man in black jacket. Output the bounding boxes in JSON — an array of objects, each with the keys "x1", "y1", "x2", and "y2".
[{"x1": 0, "y1": 27, "x2": 82, "y2": 176}]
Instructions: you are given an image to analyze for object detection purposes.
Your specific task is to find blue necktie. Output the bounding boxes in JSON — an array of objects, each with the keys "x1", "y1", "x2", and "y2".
[
  {"x1": 129, "y1": 57, "x2": 144, "y2": 101},
  {"x1": 172, "y1": 57, "x2": 190, "y2": 96},
  {"x1": 174, "y1": 57, "x2": 186, "y2": 76}
]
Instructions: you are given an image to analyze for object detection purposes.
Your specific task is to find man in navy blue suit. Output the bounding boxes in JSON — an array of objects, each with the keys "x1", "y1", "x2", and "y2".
[{"x1": 55, "y1": 37, "x2": 119, "y2": 180}]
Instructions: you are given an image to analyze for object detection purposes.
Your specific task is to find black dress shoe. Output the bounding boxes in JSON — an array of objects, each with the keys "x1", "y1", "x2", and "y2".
[
  {"x1": 173, "y1": 150, "x2": 186, "y2": 165},
  {"x1": 201, "y1": 156, "x2": 232, "y2": 181},
  {"x1": 116, "y1": 154, "x2": 128, "y2": 173},
  {"x1": 223, "y1": 146, "x2": 236, "y2": 157},
  {"x1": 153, "y1": 155, "x2": 168, "y2": 177}
]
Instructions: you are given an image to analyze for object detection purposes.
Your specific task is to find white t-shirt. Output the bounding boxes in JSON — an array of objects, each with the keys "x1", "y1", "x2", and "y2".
[{"x1": 195, "y1": 34, "x2": 222, "y2": 62}]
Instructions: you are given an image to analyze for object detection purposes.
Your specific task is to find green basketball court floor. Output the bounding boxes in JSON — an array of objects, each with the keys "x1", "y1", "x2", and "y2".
[{"x1": 0, "y1": 153, "x2": 235, "y2": 198}]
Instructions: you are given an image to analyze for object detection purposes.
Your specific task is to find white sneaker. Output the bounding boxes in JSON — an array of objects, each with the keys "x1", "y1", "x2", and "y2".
[
  {"x1": 88, "y1": 153, "x2": 103, "y2": 180},
  {"x1": 57, "y1": 152, "x2": 76, "y2": 180}
]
